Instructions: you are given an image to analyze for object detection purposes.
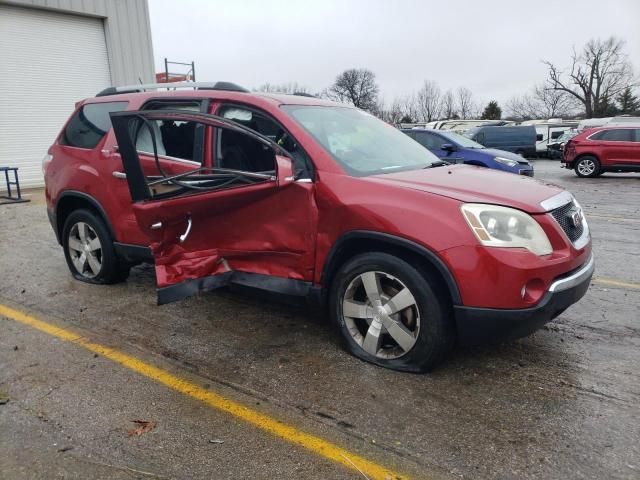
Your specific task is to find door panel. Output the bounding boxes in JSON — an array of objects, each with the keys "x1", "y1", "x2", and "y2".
[
  {"x1": 110, "y1": 110, "x2": 316, "y2": 304},
  {"x1": 596, "y1": 129, "x2": 635, "y2": 166}
]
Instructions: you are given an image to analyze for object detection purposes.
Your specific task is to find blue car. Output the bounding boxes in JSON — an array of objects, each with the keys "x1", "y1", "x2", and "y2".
[{"x1": 402, "y1": 129, "x2": 534, "y2": 176}]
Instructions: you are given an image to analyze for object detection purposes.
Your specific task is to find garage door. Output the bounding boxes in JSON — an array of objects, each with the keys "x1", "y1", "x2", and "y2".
[{"x1": 0, "y1": 5, "x2": 112, "y2": 189}]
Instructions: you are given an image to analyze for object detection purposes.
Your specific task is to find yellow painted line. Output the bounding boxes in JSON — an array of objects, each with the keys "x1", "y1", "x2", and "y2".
[
  {"x1": 0, "y1": 303, "x2": 406, "y2": 480},
  {"x1": 592, "y1": 277, "x2": 640, "y2": 290}
]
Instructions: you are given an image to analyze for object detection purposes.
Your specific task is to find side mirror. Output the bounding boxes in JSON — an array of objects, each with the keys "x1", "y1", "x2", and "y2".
[
  {"x1": 441, "y1": 143, "x2": 457, "y2": 152},
  {"x1": 276, "y1": 154, "x2": 295, "y2": 186}
]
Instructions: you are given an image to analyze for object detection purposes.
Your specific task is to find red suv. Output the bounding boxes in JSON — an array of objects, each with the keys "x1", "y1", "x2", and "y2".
[
  {"x1": 44, "y1": 82, "x2": 594, "y2": 372},
  {"x1": 563, "y1": 126, "x2": 640, "y2": 177}
]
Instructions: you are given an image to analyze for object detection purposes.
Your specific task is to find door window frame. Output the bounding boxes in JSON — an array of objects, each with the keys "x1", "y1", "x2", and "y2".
[
  {"x1": 214, "y1": 102, "x2": 316, "y2": 181},
  {"x1": 110, "y1": 110, "x2": 292, "y2": 203}
]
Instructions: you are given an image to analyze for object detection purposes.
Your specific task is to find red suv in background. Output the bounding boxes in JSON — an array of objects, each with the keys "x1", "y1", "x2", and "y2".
[
  {"x1": 563, "y1": 126, "x2": 640, "y2": 177},
  {"x1": 43, "y1": 82, "x2": 594, "y2": 372}
]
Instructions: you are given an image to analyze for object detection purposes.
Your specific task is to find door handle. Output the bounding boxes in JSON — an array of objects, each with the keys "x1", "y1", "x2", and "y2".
[
  {"x1": 179, "y1": 216, "x2": 192, "y2": 243},
  {"x1": 112, "y1": 171, "x2": 127, "y2": 179}
]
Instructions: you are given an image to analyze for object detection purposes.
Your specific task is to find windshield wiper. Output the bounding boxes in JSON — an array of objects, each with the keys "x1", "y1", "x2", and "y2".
[{"x1": 424, "y1": 161, "x2": 450, "y2": 169}]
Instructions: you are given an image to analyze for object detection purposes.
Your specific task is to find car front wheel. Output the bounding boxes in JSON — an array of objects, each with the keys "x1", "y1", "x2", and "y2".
[
  {"x1": 330, "y1": 252, "x2": 454, "y2": 372},
  {"x1": 574, "y1": 156, "x2": 601, "y2": 178},
  {"x1": 62, "y1": 209, "x2": 129, "y2": 284}
]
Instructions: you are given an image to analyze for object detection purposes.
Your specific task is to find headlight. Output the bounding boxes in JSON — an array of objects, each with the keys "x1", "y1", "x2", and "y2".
[
  {"x1": 461, "y1": 204, "x2": 552, "y2": 256},
  {"x1": 494, "y1": 156, "x2": 519, "y2": 167}
]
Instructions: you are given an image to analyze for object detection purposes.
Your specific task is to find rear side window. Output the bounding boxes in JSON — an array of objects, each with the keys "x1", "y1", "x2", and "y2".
[
  {"x1": 60, "y1": 102, "x2": 128, "y2": 149},
  {"x1": 592, "y1": 129, "x2": 633, "y2": 142}
]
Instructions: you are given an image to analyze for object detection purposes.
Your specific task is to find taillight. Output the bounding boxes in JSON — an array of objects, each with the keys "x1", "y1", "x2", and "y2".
[{"x1": 42, "y1": 153, "x2": 52, "y2": 175}]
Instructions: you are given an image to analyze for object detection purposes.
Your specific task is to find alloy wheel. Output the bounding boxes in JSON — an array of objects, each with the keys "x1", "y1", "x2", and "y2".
[
  {"x1": 342, "y1": 271, "x2": 420, "y2": 359},
  {"x1": 67, "y1": 222, "x2": 102, "y2": 278},
  {"x1": 577, "y1": 158, "x2": 596, "y2": 176}
]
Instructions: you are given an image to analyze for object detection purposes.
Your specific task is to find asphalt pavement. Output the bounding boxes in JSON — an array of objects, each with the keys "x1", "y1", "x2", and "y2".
[{"x1": 1, "y1": 160, "x2": 638, "y2": 479}]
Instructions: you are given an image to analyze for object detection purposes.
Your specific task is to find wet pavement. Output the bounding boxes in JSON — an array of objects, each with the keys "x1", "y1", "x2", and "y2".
[{"x1": 1, "y1": 160, "x2": 639, "y2": 479}]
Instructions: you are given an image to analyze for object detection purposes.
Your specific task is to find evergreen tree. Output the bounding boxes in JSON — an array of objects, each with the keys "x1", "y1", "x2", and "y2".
[
  {"x1": 616, "y1": 87, "x2": 640, "y2": 114},
  {"x1": 481, "y1": 100, "x2": 502, "y2": 120}
]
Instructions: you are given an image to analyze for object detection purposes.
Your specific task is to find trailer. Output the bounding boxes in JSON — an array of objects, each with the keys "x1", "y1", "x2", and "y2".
[{"x1": 520, "y1": 119, "x2": 579, "y2": 157}]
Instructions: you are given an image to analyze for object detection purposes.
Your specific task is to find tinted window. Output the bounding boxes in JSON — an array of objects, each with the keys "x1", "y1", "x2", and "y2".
[
  {"x1": 136, "y1": 119, "x2": 202, "y2": 162},
  {"x1": 440, "y1": 131, "x2": 485, "y2": 148},
  {"x1": 136, "y1": 101, "x2": 205, "y2": 162},
  {"x1": 598, "y1": 129, "x2": 633, "y2": 142},
  {"x1": 60, "y1": 102, "x2": 128, "y2": 149},
  {"x1": 634, "y1": 129, "x2": 640, "y2": 142},
  {"x1": 218, "y1": 105, "x2": 313, "y2": 178},
  {"x1": 551, "y1": 131, "x2": 564, "y2": 139},
  {"x1": 415, "y1": 132, "x2": 447, "y2": 149},
  {"x1": 403, "y1": 130, "x2": 416, "y2": 140}
]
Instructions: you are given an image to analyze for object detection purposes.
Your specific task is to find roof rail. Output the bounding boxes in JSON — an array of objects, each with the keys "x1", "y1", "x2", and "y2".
[{"x1": 96, "y1": 81, "x2": 249, "y2": 97}]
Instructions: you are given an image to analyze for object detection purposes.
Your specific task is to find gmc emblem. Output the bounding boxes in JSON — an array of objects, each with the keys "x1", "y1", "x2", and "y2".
[{"x1": 570, "y1": 209, "x2": 583, "y2": 228}]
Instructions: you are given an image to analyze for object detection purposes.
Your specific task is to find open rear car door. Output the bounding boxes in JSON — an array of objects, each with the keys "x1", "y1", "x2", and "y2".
[{"x1": 109, "y1": 110, "x2": 311, "y2": 305}]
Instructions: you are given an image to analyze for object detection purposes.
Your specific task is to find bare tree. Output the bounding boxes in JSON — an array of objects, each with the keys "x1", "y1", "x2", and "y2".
[
  {"x1": 544, "y1": 37, "x2": 636, "y2": 118},
  {"x1": 441, "y1": 90, "x2": 458, "y2": 119},
  {"x1": 376, "y1": 98, "x2": 405, "y2": 124},
  {"x1": 532, "y1": 84, "x2": 578, "y2": 118},
  {"x1": 328, "y1": 68, "x2": 379, "y2": 112},
  {"x1": 506, "y1": 84, "x2": 578, "y2": 120},
  {"x1": 456, "y1": 87, "x2": 475, "y2": 119},
  {"x1": 416, "y1": 80, "x2": 442, "y2": 122},
  {"x1": 398, "y1": 93, "x2": 420, "y2": 123}
]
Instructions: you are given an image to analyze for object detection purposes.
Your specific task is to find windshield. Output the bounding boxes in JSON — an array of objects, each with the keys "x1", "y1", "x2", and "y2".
[
  {"x1": 558, "y1": 132, "x2": 577, "y2": 142},
  {"x1": 439, "y1": 131, "x2": 485, "y2": 148},
  {"x1": 281, "y1": 105, "x2": 440, "y2": 176}
]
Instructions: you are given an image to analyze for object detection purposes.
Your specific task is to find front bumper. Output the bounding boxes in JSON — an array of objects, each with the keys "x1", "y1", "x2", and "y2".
[{"x1": 454, "y1": 254, "x2": 594, "y2": 345}]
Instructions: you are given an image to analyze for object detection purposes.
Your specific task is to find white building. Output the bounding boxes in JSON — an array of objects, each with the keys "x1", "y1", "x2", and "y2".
[{"x1": 0, "y1": 0, "x2": 155, "y2": 187}]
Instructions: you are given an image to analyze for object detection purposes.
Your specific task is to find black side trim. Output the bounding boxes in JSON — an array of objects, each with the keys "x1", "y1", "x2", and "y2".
[
  {"x1": 156, "y1": 271, "x2": 314, "y2": 306},
  {"x1": 231, "y1": 271, "x2": 311, "y2": 296},
  {"x1": 602, "y1": 164, "x2": 640, "y2": 172},
  {"x1": 47, "y1": 207, "x2": 58, "y2": 243},
  {"x1": 321, "y1": 231, "x2": 461, "y2": 305},
  {"x1": 158, "y1": 272, "x2": 234, "y2": 305},
  {"x1": 113, "y1": 243, "x2": 153, "y2": 263},
  {"x1": 56, "y1": 191, "x2": 116, "y2": 243}
]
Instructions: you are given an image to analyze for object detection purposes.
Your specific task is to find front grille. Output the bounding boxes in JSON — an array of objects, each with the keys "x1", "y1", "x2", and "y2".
[{"x1": 551, "y1": 202, "x2": 584, "y2": 242}]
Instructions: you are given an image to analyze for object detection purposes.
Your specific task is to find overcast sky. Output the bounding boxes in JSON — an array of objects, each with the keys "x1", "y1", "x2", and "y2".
[{"x1": 149, "y1": 0, "x2": 640, "y2": 108}]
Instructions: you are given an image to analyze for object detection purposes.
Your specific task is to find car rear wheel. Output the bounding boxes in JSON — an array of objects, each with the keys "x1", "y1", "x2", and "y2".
[
  {"x1": 62, "y1": 209, "x2": 129, "y2": 284},
  {"x1": 574, "y1": 156, "x2": 601, "y2": 178},
  {"x1": 329, "y1": 252, "x2": 454, "y2": 372}
]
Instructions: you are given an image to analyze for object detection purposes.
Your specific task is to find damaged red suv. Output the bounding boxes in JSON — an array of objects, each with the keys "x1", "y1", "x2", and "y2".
[
  {"x1": 44, "y1": 82, "x2": 594, "y2": 372},
  {"x1": 562, "y1": 126, "x2": 640, "y2": 177}
]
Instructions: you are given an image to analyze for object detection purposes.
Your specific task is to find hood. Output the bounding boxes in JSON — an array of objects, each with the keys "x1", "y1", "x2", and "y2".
[
  {"x1": 478, "y1": 148, "x2": 530, "y2": 164},
  {"x1": 368, "y1": 165, "x2": 564, "y2": 213}
]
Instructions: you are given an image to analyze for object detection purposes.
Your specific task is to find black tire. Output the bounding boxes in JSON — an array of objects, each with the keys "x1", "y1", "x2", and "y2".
[
  {"x1": 329, "y1": 252, "x2": 454, "y2": 372},
  {"x1": 574, "y1": 156, "x2": 601, "y2": 178},
  {"x1": 62, "y1": 209, "x2": 130, "y2": 284}
]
